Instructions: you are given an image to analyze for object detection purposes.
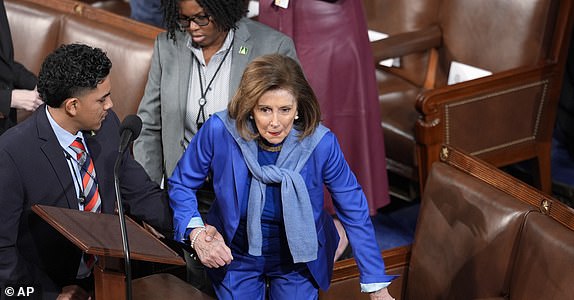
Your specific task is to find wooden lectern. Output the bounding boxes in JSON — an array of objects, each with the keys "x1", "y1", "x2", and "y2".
[{"x1": 32, "y1": 205, "x2": 213, "y2": 300}]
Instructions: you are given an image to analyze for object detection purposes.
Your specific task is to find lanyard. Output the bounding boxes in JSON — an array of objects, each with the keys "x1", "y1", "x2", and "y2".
[
  {"x1": 195, "y1": 45, "x2": 232, "y2": 129},
  {"x1": 64, "y1": 151, "x2": 86, "y2": 206}
]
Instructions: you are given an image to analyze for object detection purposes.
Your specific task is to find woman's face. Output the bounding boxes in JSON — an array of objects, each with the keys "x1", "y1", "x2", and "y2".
[
  {"x1": 178, "y1": 0, "x2": 227, "y2": 50},
  {"x1": 252, "y1": 89, "x2": 298, "y2": 145}
]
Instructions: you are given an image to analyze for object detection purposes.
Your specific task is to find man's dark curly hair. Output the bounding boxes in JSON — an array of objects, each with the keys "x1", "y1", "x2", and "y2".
[
  {"x1": 37, "y1": 43, "x2": 112, "y2": 108},
  {"x1": 161, "y1": 0, "x2": 248, "y2": 42}
]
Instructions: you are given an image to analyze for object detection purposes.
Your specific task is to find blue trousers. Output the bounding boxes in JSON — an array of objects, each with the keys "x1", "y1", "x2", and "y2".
[{"x1": 208, "y1": 252, "x2": 319, "y2": 300}]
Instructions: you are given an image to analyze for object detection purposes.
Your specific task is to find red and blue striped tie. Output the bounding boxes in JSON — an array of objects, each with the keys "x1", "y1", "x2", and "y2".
[
  {"x1": 69, "y1": 137, "x2": 101, "y2": 213},
  {"x1": 69, "y1": 137, "x2": 101, "y2": 269}
]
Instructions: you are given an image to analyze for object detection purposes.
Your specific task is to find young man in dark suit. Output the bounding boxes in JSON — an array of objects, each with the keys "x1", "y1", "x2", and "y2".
[
  {"x1": 0, "y1": 0, "x2": 42, "y2": 135},
  {"x1": 0, "y1": 43, "x2": 173, "y2": 299}
]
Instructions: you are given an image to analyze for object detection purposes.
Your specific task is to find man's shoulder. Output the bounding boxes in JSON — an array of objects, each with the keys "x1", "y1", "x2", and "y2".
[{"x1": 0, "y1": 114, "x2": 37, "y2": 151}]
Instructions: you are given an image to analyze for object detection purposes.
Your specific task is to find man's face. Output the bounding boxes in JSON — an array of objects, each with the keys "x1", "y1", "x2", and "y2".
[
  {"x1": 178, "y1": 0, "x2": 227, "y2": 50},
  {"x1": 74, "y1": 76, "x2": 113, "y2": 131}
]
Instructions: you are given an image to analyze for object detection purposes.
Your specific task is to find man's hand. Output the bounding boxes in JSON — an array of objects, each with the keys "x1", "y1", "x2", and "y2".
[
  {"x1": 11, "y1": 88, "x2": 42, "y2": 112},
  {"x1": 369, "y1": 287, "x2": 395, "y2": 300},
  {"x1": 190, "y1": 225, "x2": 233, "y2": 268},
  {"x1": 57, "y1": 285, "x2": 91, "y2": 300}
]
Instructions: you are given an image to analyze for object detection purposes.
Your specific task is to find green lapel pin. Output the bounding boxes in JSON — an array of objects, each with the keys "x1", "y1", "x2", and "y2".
[{"x1": 239, "y1": 46, "x2": 248, "y2": 55}]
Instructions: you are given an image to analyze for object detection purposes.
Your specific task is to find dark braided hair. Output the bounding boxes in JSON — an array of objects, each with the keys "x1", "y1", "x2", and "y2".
[
  {"x1": 37, "y1": 43, "x2": 111, "y2": 108},
  {"x1": 161, "y1": 0, "x2": 247, "y2": 42}
]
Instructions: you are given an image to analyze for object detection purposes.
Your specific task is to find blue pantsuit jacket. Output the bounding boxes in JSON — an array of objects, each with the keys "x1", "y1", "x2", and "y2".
[{"x1": 169, "y1": 114, "x2": 394, "y2": 290}]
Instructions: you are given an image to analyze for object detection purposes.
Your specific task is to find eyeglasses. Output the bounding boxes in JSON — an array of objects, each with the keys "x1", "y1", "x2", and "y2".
[{"x1": 177, "y1": 14, "x2": 211, "y2": 29}]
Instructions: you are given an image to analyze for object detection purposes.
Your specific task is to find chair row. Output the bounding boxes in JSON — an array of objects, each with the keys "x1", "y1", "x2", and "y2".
[
  {"x1": 364, "y1": 0, "x2": 574, "y2": 198},
  {"x1": 320, "y1": 145, "x2": 574, "y2": 299}
]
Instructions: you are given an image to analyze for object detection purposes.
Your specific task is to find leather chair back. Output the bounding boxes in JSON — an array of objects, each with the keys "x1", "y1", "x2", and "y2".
[
  {"x1": 373, "y1": 0, "x2": 573, "y2": 196},
  {"x1": 405, "y1": 161, "x2": 536, "y2": 299},
  {"x1": 6, "y1": 0, "x2": 161, "y2": 122},
  {"x1": 319, "y1": 146, "x2": 574, "y2": 300},
  {"x1": 6, "y1": 1, "x2": 60, "y2": 74},
  {"x1": 58, "y1": 16, "x2": 155, "y2": 121},
  {"x1": 434, "y1": 0, "x2": 557, "y2": 87},
  {"x1": 509, "y1": 213, "x2": 574, "y2": 299},
  {"x1": 364, "y1": 0, "x2": 441, "y2": 87}
]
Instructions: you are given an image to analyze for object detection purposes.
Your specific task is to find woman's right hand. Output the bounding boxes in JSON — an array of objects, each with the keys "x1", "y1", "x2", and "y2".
[
  {"x1": 191, "y1": 225, "x2": 233, "y2": 268},
  {"x1": 11, "y1": 88, "x2": 42, "y2": 112}
]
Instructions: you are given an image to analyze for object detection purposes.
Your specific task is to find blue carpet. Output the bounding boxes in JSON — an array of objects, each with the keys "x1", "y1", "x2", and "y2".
[
  {"x1": 371, "y1": 199, "x2": 420, "y2": 251},
  {"x1": 551, "y1": 131, "x2": 574, "y2": 207},
  {"x1": 552, "y1": 133, "x2": 574, "y2": 186}
]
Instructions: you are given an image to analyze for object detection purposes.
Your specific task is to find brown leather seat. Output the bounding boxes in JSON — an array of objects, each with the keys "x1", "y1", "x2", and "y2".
[
  {"x1": 319, "y1": 145, "x2": 574, "y2": 300},
  {"x1": 7, "y1": 0, "x2": 162, "y2": 122},
  {"x1": 509, "y1": 213, "x2": 574, "y2": 299},
  {"x1": 59, "y1": 16, "x2": 155, "y2": 121},
  {"x1": 370, "y1": 0, "x2": 574, "y2": 195},
  {"x1": 79, "y1": 0, "x2": 130, "y2": 17},
  {"x1": 402, "y1": 146, "x2": 574, "y2": 300},
  {"x1": 405, "y1": 156, "x2": 536, "y2": 299}
]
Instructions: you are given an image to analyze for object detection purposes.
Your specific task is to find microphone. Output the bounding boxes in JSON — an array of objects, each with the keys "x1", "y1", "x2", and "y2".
[
  {"x1": 118, "y1": 114, "x2": 142, "y2": 154},
  {"x1": 114, "y1": 114, "x2": 142, "y2": 300}
]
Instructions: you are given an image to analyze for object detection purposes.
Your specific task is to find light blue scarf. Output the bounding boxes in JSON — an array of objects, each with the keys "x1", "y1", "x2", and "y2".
[{"x1": 216, "y1": 111, "x2": 328, "y2": 263}]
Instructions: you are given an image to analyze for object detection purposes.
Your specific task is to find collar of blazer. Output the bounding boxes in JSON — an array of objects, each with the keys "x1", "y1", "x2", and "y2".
[{"x1": 35, "y1": 108, "x2": 83, "y2": 209}]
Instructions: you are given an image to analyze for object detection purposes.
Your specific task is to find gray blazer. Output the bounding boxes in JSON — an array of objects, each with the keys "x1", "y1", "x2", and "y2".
[{"x1": 134, "y1": 18, "x2": 298, "y2": 184}]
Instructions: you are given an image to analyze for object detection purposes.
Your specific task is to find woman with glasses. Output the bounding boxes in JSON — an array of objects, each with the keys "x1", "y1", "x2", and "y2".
[
  {"x1": 134, "y1": 0, "x2": 297, "y2": 187},
  {"x1": 134, "y1": 0, "x2": 297, "y2": 294}
]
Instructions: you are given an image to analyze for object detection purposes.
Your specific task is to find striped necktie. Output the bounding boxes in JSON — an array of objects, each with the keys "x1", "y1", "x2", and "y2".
[{"x1": 69, "y1": 137, "x2": 101, "y2": 213}]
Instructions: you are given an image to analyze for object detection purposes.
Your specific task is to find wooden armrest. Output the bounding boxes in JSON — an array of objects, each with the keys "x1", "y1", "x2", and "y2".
[
  {"x1": 415, "y1": 63, "x2": 557, "y2": 115},
  {"x1": 321, "y1": 246, "x2": 411, "y2": 300},
  {"x1": 413, "y1": 63, "x2": 561, "y2": 186},
  {"x1": 330, "y1": 245, "x2": 411, "y2": 283},
  {"x1": 371, "y1": 25, "x2": 442, "y2": 64}
]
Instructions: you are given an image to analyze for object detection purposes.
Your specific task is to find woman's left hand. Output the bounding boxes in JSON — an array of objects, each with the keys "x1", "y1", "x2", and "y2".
[
  {"x1": 192, "y1": 226, "x2": 233, "y2": 268},
  {"x1": 369, "y1": 287, "x2": 395, "y2": 300}
]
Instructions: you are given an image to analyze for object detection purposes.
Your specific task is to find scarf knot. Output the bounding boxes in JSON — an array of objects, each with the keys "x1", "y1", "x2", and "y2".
[{"x1": 259, "y1": 165, "x2": 283, "y2": 183}]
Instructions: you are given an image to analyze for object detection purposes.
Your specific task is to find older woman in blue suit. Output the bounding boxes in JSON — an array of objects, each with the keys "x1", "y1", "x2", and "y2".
[{"x1": 168, "y1": 54, "x2": 396, "y2": 300}]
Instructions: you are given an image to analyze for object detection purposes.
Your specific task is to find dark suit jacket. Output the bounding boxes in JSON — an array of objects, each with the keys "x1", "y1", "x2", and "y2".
[
  {"x1": 0, "y1": 0, "x2": 37, "y2": 134},
  {"x1": 0, "y1": 106, "x2": 172, "y2": 298}
]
